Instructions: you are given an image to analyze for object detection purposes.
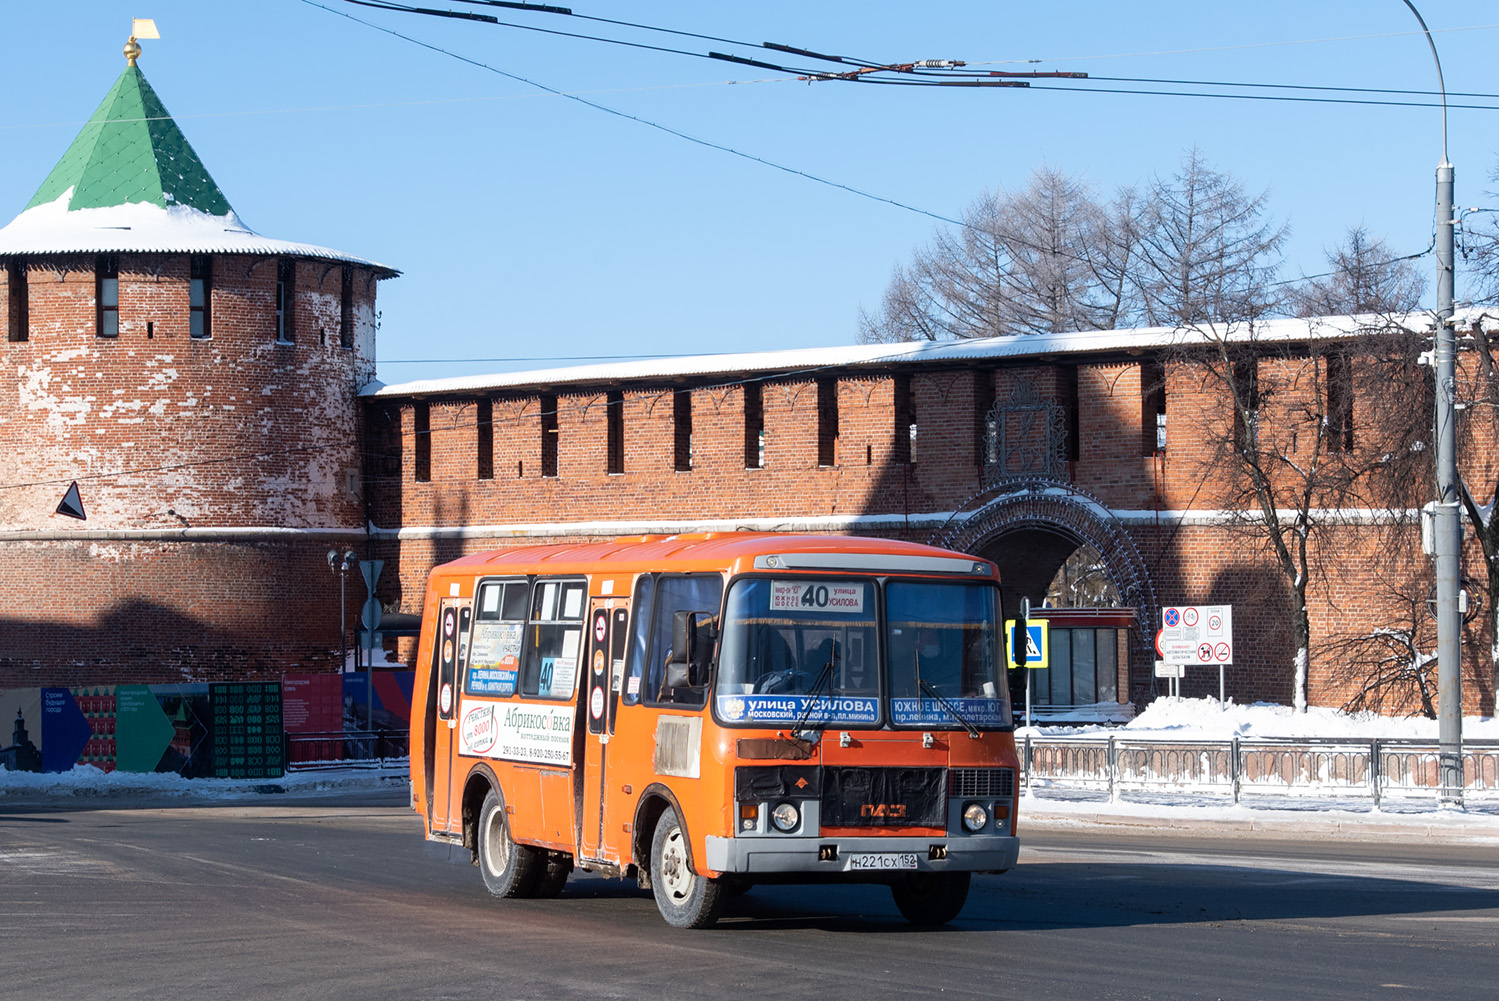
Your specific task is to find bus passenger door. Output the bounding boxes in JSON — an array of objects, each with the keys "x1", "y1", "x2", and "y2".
[
  {"x1": 580, "y1": 601, "x2": 628, "y2": 862},
  {"x1": 429, "y1": 598, "x2": 469, "y2": 835}
]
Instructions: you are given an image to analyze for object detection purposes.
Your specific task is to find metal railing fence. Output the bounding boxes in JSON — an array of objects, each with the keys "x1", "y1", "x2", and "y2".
[
  {"x1": 1021, "y1": 734, "x2": 1499, "y2": 806},
  {"x1": 285, "y1": 729, "x2": 410, "y2": 771}
]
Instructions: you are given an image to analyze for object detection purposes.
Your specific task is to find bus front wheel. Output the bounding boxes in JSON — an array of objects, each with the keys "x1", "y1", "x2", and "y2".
[
  {"x1": 890, "y1": 871, "x2": 971, "y2": 926},
  {"x1": 477, "y1": 789, "x2": 541, "y2": 898},
  {"x1": 650, "y1": 807, "x2": 724, "y2": 929}
]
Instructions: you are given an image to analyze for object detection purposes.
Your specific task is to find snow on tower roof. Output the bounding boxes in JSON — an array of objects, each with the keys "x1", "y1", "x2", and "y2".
[{"x1": 0, "y1": 59, "x2": 397, "y2": 277}]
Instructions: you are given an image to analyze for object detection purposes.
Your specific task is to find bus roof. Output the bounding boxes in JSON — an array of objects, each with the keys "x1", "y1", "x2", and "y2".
[{"x1": 430, "y1": 532, "x2": 995, "y2": 580}]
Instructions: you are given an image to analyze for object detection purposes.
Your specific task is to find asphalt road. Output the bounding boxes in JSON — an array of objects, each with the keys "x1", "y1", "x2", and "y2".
[{"x1": 1, "y1": 787, "x2": 1495, "y2": 1000}]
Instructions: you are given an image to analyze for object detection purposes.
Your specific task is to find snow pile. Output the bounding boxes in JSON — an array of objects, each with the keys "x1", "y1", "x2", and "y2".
[
  {"x1": 1022, "y1": 697, "x2": 1499, "y2": 741},
  {"x1": 0, "y1": 762, "x2": 406, "y2": 800}
]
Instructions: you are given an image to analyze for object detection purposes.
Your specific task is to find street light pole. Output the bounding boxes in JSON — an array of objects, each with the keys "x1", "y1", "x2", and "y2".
[
  {"x1": 1402, "y1": 0, "x2": 1464, "y2": 807},
  {"x1": 328, "y1": 549, "x2": 356, "y2": 675}
]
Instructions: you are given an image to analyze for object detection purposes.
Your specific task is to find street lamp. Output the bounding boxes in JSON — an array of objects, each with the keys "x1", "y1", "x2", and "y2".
[
  {"x1": 1401, "y1": 0, "x2": 1463, "y2": 807},
  {"x1": 327, "y1": 549, "x2": 357, "y2": 674}
]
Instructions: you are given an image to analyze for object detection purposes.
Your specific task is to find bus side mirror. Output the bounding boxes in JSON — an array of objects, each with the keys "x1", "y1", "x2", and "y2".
[{"x1": 667, "y1": 610, "x2": 713, "y2": 689}]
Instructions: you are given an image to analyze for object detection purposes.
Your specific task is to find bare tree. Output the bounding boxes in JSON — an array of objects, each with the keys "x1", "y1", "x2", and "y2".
[
  {"x1": 1171, "y1": 317, "x2": 1429, "y2": 711},
  {"x1": 1460, "y1": 160, "x2": 1499, "y2": 307},
  {"x1": 859, "y1": 167, "x2": 1136, "y2": 342},
  {"x1": 1292, "y1": 225, "x2": 1427, "y2": 317},
  {"x1": 862, "y1": 151, "x2": 1287, "y2": 342},
  {"x1": 1044, "y1": 544, "x2": 1121, "y2": 607},
  {"x1": 1134, "y1": 148, "x2": 1288, "y2": 327},
  {"x1": 1324, "y1": 560, "x2": 1439, "y2": 718},
  {"x1": 1457, "y1": 318, "x2": 1499, "y2": 708},
  {"x1": 1076, "y1": 185, "x2": 1148, "y2": 331}
]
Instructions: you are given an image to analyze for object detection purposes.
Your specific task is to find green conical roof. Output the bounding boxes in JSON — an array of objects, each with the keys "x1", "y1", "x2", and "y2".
[{"x1": 25, "y1": 64, "x2": 232, "y2": 216}]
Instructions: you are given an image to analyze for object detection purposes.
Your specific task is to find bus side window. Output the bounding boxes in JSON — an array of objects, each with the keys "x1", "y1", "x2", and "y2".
[
  {"x1": 519, "y1": 578, "x2": 587, "y2": 700},
  {"x1": 646, "y1": 575, "x2": 723, "y2": 709},
  {"x1": 465, "y1": 579, "x2": 527, "y2": 698},
  {"x1": 622, "y1": 576, "x2": 656, "y2": 706}
]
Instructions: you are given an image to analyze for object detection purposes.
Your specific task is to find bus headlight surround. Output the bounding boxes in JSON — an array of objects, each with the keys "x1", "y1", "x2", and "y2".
[
  {"x1": 771, "y1": 801, "x2": 800, "y2": 833},
  {"x1": 961, "y1": 802, "x2": 988, "y2": 832}
]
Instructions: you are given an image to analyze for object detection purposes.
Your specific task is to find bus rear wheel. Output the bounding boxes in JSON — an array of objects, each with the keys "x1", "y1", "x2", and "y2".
[
  {"x1": 890, "y1": 871, "x2": 971, "y2": 926},
  {"x1": 477, "y1": 789, "x2": 541, "y2": 898},
  {"x1": 650, "y1": 807, "x2": 724, "y2": 929},
  {"x1": 535, "y1": 855, "x2": 571, "y2": 898}
]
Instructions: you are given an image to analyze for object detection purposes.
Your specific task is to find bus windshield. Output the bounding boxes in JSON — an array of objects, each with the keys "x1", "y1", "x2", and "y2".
[
  {"x1": 714, "y1": 576, "x2": 1011, "y2": 730},
  {"x1": 886, "y1": 581, "x2": 1009, "y2": 728},
  {"x1": 715, "y1": 578, "x2": 880, "y2": 727}
]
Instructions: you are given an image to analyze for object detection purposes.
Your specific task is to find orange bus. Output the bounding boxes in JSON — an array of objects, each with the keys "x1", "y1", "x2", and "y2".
[{"x1": 409, "y1": 532, "x2": 1021, "y2": 927}]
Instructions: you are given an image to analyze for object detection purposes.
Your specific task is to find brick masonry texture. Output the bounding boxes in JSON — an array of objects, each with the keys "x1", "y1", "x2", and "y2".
[
  {"x1": 1, "y1": 254, "x2": 378, "y2": 683},
  {"x1": 5, "y1": 248, "x2": 1497, "y2": 716}
]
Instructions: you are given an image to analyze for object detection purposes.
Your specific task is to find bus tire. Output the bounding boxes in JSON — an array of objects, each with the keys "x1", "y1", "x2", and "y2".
[
  {"x1": 477, "y1": 789, "x2": 541, "y2": 898},
  {"x1": 535, "y1": 855, "x2": 571, "y2": 898},
  {"x1": 890, "y1": 871, "x2": 971, "y2": 926},
  {"x1": 650, "y1": 807, "x2": 723, "y2": 929}
]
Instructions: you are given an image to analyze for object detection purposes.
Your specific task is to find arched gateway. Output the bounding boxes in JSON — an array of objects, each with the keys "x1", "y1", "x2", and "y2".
[{"x1": 931, "y1": 476, "x2": 1159, "y2": 674}]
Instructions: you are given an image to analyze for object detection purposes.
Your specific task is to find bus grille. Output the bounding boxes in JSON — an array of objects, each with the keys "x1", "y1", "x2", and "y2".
[
  {"x1": 950, "y1": 767, "x2": 1015, "y2": 798},
  {"x1": 821, "y1": 767, "x2": 946, "y2": 827}
]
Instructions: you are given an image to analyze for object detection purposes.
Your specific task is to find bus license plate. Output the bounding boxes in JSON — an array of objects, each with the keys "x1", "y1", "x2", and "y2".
[{"x1": 847, "y1": 852, "x2": 919, "y2": 871}]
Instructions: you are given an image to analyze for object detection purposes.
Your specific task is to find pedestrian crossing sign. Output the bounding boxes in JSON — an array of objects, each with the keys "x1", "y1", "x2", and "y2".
[{"x1": 1005, "y1": 619, "x2": 1049, "y2": 669}]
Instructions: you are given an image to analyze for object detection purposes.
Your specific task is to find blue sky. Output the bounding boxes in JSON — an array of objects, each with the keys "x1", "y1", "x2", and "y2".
[{"x1": 4, "y1": 3, "x2": 1497, "y2": 384}]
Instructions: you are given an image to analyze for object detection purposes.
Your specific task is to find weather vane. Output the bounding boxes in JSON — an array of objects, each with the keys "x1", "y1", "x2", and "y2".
[{"x1": 124, "y1": 18, "x2": 159, "y2": 66}]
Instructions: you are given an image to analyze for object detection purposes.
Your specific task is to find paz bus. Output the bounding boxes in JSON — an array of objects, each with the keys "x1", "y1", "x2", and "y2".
[{"x1": 409, "y1": 532, "x2": 1021, "y2": 927}]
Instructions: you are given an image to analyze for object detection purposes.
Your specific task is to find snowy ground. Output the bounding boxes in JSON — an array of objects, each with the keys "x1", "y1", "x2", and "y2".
[
  {"x1": 2, "y1": 700, "x2": 1495, "y2": 839},
  {"x1": 0, "y1": 761, "x2": 410, "y2": 801},
  {"x1": 1019, "y1": 698, "x2": 1499, "y2": 836},
  {"x1": 1021, "y1": 696, "x2": 1499, "y2": 742}
]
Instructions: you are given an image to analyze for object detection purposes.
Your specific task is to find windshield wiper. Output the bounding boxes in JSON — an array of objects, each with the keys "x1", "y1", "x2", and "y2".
[
  {"x1": 918, "y1": 678, "x2": 980, "y2": 739},
  {"x1": 790, "y1": 657, "x2": 837, "y2": 741}
]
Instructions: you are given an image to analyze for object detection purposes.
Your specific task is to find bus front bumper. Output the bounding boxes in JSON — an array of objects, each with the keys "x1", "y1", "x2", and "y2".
[{"x1": 704, "y1": 833, "x2": 1019, "y2": 876}]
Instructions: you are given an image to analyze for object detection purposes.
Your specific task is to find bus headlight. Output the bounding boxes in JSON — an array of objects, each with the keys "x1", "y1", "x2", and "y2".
[
  {"x1": 771, "y1": 802, "x2": 800, "y2": 832},
  {"x1": 961, "y1": 802, "x2": 988, "y2": 832}
]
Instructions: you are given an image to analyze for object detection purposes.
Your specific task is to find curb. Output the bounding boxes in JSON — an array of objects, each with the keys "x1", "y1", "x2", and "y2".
[{"x1": 1018, "y1": 803, "x2": 1499, "y2": 844}]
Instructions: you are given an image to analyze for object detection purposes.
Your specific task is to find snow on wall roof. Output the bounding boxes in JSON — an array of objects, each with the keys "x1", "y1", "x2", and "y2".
[{"x1": 363, "y1": 308, "x2": 1488, "y2": 399}]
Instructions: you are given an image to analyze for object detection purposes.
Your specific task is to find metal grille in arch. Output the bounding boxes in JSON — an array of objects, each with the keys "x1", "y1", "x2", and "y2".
[{"x1": 983, "y1": 378, "x2": 1067, "y2": 484}]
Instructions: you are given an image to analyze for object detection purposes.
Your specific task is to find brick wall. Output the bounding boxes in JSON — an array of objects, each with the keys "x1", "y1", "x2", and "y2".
[
  {"x1": 0, "y1": 252, "x2": 380, "y2": 688},
  {"x1": 369, "y1": 350, "x2": 1497, "y2": 716}
]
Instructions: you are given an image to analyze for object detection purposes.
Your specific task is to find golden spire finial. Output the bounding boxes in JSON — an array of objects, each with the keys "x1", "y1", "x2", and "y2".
[{"x1": 125, "y1": 18, "x2": 159, "y2": 66}]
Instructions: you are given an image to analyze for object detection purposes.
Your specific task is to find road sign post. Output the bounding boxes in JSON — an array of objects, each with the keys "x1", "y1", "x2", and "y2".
[
  {"x1": 359, "y1": 560, "x2": 384, "y2": 732},
  {"x1": 1157, "y1": 606, "x2": 1233, "y2": 706}
]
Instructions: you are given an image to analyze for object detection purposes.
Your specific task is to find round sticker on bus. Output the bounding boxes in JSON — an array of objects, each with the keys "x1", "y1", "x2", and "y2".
[
  {"x1": 443, "y1": 609, "x2": 456, "y2": 637},
  {"x1": 442, "y1": 639, "x2": 454, "y2": 664},
  {"x1": 594, "y1": 614, "x2": 608, "y2": 643},
  {"x1": 592, "y1": 649, "x2": 606, "y2": 676},
  {"x1": 590, "y1": 686, "x2": 605, "y2": 720},
  {"x1": 439, "y1": 682, "x2": 453, "y2": 714}
]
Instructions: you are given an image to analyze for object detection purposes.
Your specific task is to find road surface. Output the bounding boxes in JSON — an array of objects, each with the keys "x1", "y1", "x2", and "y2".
[{"x1": 2, "y1": 787, "x2": 1495, "y2": 999}]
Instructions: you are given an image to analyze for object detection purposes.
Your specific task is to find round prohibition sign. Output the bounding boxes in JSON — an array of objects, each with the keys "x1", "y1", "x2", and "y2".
[
  {"x1": 1183, "y1": 608, "x2": 1199, "y2": 627},
  {"x1": 1197, "y1": 642, "x2": 1214, "y2": 663},
  {"x1": 1208, "y1": 613, "x2": 1222, "y2": 632},
  {"x1": 593, "y1": 612, "x2": 608, "y2": 643},
  {"x1": 1215, "y1": 642, "x2": 1231, "y2": 662},
  {"x1": 1164, "y1": 608, "x2": 1180, "y2": 627}
]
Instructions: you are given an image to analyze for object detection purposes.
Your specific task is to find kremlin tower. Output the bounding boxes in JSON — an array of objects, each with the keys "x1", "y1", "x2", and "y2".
[{"x1": 0, "y1": 34, "x2": 397, "y2": 686}]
